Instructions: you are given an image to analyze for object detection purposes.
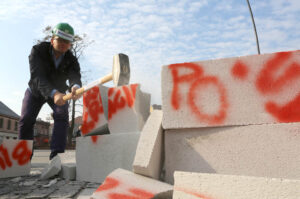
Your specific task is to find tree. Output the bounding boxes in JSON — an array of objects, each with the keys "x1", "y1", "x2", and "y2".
[{"x1": 38, "y1": 25, "x2": 94, "y2": 147}]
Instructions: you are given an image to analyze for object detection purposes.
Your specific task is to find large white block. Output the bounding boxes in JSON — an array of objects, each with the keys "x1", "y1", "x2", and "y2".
[
  {"x1": 81, "y1": 84, "x2": 150, "y2": 136},
  {"x1": 162, "y1": 50, "x2": 300, "y2": 129},
  {"x1": 133, "y1": 110, "x2": 163, "y2": 179},
  {"x1": 173, "y1": 172, "x2": 300, "y2": 199},
  {"x1": 91, "y1": 168, "x2": 172, "y2": 199},
  {"x1": 164, "y1": 122, "x2": 300, "y2": 184},
  {"x1": 0, "y1": 139, "x2": 32, "y2": 178},
  {"x1": 76, "y1": 133, "x2": 140, "y2": 183}
]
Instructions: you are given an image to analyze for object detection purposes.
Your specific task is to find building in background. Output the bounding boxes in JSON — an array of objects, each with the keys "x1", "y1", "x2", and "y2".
[
  {"x1": 0, "y1": 101, "x2": 50, "y2": 148},
  {"x1": 34, "y1": 119, "x2": 50, "y2": 148},
  {"x1": 0, "y1": 101, "x2": 19, "y2": 139}
]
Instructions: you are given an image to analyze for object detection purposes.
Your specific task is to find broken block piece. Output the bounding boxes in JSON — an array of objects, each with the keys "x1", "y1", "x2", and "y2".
[
  {"x1": 59, "y1": 163, "x2": 76, "y2": 181},
  {"x1": 161, "y1": 50, "x2": 300, "y2": 129},
  {"x1": 91, "y1": 168, "x2": 172, "y2": 199},
  {"x1": 0, "y1": 139, "x2": 32, "y2": 178},
  {"x1": 173, "y1": 171, "x2": 300, "y2": 199},
  {"x1": 133, "y1": 110, "x2": 163, "y2": 179},
  {"x1": 76, "y1": 133, "x2": 140, "y2": 183},
  {"x1": 40, "y1": 155, "x2": 61, "y2": 180},
  {"x1": 81, "y1": 86, "x2": 108, "y2": 136},
  {"x1": 81, "y1": 84, "x2": 150, "y2": 136},
  {"x1": 107, "y1": 84, "x2": 150, "y2": 134}
]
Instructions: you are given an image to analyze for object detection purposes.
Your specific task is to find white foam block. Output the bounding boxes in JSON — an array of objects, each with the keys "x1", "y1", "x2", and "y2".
[
  {"x1": 162, "y1": 50, "x2": 300, "y2": 129},
  {"x1": 91, "y1": 168, "x2": 172, "y2": 199},
  {"x1": 164, "y1": 122, "x2": 300, "y2": 184},
  {"x1": 107, "y1": 84, "x2": 150, "y2": 134},
  {"x1": 173, "y1": 172, "x2": 300, "y2": 199},
  {"x1": 76, "y1": 133, "x2": 140, "y2": 183},
  {"x1": 133, "y1": 110, "x2": 163, "y2": 179},
  {"x1": 0, "y1": 139, "x2": 32, "y2": 178}
]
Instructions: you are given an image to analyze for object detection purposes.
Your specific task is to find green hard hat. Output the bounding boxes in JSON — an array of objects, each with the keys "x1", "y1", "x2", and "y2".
[{"x1": 52, "y1": 23, "x2": 74, "y2": 42}]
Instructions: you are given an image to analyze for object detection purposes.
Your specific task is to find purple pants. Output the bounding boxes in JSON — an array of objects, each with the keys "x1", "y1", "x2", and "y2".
[{"x1": 19, "y1": 89, "x2": 69, "y2": 153}]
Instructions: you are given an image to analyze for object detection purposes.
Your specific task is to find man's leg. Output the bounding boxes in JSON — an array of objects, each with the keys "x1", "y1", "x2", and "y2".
[
  {"x1": 18, "y1": 89, "x2": 45, "y2": 158},
  {"x1": 48, "y1": 100, "x2": 69, "y2": 160}
]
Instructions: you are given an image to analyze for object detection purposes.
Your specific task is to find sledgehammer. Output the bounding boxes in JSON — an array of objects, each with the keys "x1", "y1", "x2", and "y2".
[{"x1": 63, "y1": 53, "x2": 130, "y2": 101}]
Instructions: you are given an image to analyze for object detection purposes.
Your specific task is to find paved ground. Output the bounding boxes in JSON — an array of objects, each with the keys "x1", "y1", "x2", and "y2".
[{"x1": 0, "y1": 150, "x2": 101, "y2": 199}]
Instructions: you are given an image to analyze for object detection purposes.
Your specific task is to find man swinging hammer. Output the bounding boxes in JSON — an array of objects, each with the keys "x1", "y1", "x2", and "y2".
[{"x1": 19, "y1": 23, "x2": 82, "y2": 160}]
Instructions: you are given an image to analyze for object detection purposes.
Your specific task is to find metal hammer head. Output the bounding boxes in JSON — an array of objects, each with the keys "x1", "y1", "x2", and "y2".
[{"x1": 112, "y1": 53, "x2": 130, "y2": 86}]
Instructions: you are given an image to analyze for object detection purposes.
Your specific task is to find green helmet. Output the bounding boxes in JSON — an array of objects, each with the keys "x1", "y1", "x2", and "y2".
[{"x1": 52, "y1": 23, "x2": 74, "y2": 42}]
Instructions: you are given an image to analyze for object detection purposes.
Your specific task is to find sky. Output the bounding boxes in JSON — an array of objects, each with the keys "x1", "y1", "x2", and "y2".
[{"x1": 0, "y1": 0, "x2": 299, "y2": 121}]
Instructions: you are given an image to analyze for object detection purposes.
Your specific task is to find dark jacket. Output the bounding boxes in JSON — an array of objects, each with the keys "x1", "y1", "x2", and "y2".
[{"x1": 28, "y1": 42, "x2": 82, "y2": 100}]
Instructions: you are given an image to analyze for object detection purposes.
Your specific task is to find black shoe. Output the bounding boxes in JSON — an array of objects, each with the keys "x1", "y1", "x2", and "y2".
[{"x1": 49, "y1": 151, "x2": 58, "y2": 160}]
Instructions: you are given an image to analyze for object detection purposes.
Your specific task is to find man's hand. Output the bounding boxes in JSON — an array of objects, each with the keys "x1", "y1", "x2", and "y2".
[
  {"x1": 54, "y1": 91, "x2": 66, "y2": 106},
  {"x1": 71, "y1": 86, "x2": 82, "y2": 101}
]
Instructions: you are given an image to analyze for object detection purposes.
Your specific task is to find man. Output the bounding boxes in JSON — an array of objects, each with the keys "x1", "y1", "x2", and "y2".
[{"x1": 19, "y1": 23, "x2": 82, "y2": 160}]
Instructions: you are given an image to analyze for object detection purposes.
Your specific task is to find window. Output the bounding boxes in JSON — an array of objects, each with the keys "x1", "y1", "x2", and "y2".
[
  {"x1": 0, "y1": 118, "x2": 3, "y2": 128},
  {"x1": 14, "y1": 121, "x2": 18, "y2": 131},
  {"x1": 7, "y1": 120, "x2": 11, "y2": 130}
]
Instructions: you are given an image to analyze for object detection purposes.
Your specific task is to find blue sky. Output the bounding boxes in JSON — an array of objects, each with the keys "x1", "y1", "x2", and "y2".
[{"x1": 0, "y1": 0, "x2": 299, "y2": 120}]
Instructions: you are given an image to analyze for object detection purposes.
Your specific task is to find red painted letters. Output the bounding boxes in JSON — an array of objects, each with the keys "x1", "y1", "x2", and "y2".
[
  {"x1": 81, "y1": 86, "x2": 104, "y2": 143},
  {"x1": 169, "y1": 63, "x2": 228, "y2": 125},
  {"x1": 0, "y1": 140, "x2": 31, "y2": 170},
  {"x1": 175, "y1": 187, "x2": 215, "y2": 199},
  {"x1": 231, "y1": 60, "x2": 249, "y2": 80},
  {"x1": 108, "y1": 84, "x2": 138, "y2": 120},
  {"x1": 95, "y1": 176, "x2": 154, "y2": 199},
  {"x1": 256, "y1": 51, "x2": 300, "y2": 122}
]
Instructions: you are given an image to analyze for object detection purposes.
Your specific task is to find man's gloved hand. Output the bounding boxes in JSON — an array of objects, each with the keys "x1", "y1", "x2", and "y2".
[
  {"x1": 71, "y1": 86, "x2": 82, "y2": 101},
  {"x1": 53, "y1": 91, "x2": 66, "y2": 106}
]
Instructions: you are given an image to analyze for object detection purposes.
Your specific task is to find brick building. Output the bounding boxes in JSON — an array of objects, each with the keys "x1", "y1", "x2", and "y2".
[
  {"x1": 0, "y1": 101, "x2": 19, "y2": 139},
  {"x1": 0, "y1": 101, "x2": 50, "y2": 148}
]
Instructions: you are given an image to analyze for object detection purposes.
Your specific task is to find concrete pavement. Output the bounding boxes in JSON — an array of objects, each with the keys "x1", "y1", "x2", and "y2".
[{"x1": 0, "y1": 150, "x2": 101, "y2": 199}]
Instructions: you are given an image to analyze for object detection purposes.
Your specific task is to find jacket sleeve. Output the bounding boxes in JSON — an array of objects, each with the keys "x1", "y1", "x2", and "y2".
[
  {"x1": 68, "y1": 56, "x2": 82, "y2": 88},
  {"x1": 29, "y1": 45, "x2": 55, "y2": 98}
]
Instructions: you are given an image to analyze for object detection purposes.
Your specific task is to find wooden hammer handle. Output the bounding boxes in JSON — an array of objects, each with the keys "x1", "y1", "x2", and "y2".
[
  {"x1": 63, "y1": 87, "x2": 85, "y2": 101},
  {"x1": 62, "y1": 73, "x2": 113, "y2": 101}
]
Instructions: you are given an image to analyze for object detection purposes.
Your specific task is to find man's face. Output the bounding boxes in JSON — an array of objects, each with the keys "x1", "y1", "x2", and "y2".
[{"x1": 51, "y1": 36, "x2": 72, "y2": 53}]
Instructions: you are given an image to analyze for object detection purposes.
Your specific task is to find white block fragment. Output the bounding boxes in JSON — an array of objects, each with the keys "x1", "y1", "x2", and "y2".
[
  {"x1": 165, "y1": 122, "x2": 300, "y2": 184},
  {"x1": 91, "y1": 168, "x2": 172, "y2": 199},
  {"x1": 133, "y1": 110, "x2": 163, "y2": 179},
  {"x1": 59, "y1": 163, "x2": 76, "y2": 181},
  {"x1": 40, "y1": 155, "x2": 61, "y2": 180},
  {"x1": 173, "y1": 172, "x2": 300, "y2": 199},
  {"x1": 162, "y1": 50, "x2": 300, "y2": 128},
  {"x1": 0, "y1": 139, "x2": 32, "y2": 178},
  {"x1": 76, "y1": 133, "x2": 140, "y2": 183}
]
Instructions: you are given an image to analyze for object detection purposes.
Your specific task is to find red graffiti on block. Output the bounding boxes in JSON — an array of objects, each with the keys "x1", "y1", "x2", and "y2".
[
  {"x1": 95, "y1": 176, "x2": 154, "y2": 199},
  {"x1": 81, "y1": 86, "x2": 104, "y2": 143},
  {"x1": 0, "y1": 140, "x2": 31, "y2": 170},
  {"x1": 175, "y1": 187, "x2": 215, "y2": 199},
  {"x1": 108, "y1": 84, "x2": 138, "y2": 120},
  {"x1": 231, "y1": 60, "x2": 249, "y2": 80},
  {"x1": 169, "y1": 63, "x2": 228, "y2": 125},
  {"x1": 256, "y1": 51, "x2": 300, "y2": 122},
  {"x1": 96, "y1": 177, "x2": 119, "y2": 192}
]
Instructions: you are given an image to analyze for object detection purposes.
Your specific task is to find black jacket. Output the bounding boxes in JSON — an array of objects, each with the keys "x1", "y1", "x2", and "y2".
[{"x1": 28, "y1": 42, "x2": 82, "y2": 100}]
